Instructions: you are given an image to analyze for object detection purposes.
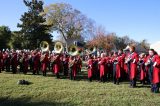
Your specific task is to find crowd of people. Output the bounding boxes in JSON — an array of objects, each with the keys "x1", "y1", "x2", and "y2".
[
  {"x1": 87, "y1": 46, "x2": 160, "y2": 93},
  {"x1": 0, "y1": 45, "x2": 160, "y2": 93}
]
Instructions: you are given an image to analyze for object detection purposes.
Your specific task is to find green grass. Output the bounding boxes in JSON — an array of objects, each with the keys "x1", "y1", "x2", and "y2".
[{"x1": 0, "y1": 70, "x2": 160, "y2": 106}]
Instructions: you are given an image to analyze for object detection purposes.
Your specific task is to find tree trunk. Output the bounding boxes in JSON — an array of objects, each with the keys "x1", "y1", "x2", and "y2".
[{"x1": 59, "y1": 29, "x2": 68, "y2": 52}]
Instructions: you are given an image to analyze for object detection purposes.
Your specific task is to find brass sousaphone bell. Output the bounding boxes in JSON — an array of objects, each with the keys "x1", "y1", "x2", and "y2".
[
  {"x1": 40, "y1": 41, "x2": 49, "y2": 52},
  {"x1": 86, "y1": 46, "x2": 97, "y2": 54},
  {"x1": 54, "y1": 41, "x2": 64, "y2": 54},
  {"x1": 68, "y1": 44, "x2": 82, "y2": 56}
]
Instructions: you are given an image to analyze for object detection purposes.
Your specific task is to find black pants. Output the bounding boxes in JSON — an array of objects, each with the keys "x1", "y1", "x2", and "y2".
[
  {"x1": 151, "y1": 83, "x2": 159, "y2": 93},
  {"x1": 148, "y1": 70, "x2": 153, "y2": 84},
  {"x1": 19, "y1": 63, "x2": 24, "y2": 72},
  {"x1": 113, "y1": 64, "x2": 119, "y2": 84},
  {"x1": 12, "y1": 66, "x2": 17, "y2": 74},
  {"x1": 63, "y1": 66, "x2": 68, "y2": 76},
  {"x1": 43, "y1": 71, "x2": 46, "y2": 76},
  {"x1": 56, "y1": 73, "x2": 60, "y2": 78},
  {"x1": 69, "y1": 69, "x2": 73, "y2": 80},
  {"x1": 130, "y1": 78, "x2": 136, "y2": 87},
  {"x1": 100, "y1": 76, "x2": 105, "y2": 82},
  {"x1": 33, "y1": 70, "x2": 39, "y2": 75},
  {"x1": 69, "y1": 69, "x2": 76, "y2": 80},
  {"x1": 6, "y1": 64, "x2": 10, "y2": 72},
  {"x1": 89, "y1": 76, "x2": 92, "y2": 82}
]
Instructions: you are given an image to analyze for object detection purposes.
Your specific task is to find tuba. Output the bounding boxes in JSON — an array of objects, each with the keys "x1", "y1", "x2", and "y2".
[
  {"x1": 54, "y1": 41, "x2": 63, "y2": 54},
  {"x1": 86, "y1": 47, "x2": 96, "y2": 54},
  {"x1": 40, "y1": 41, "x2": 49, "y2": 52},
  {"x1": 68, "y1": 44, "x2": 79, "y2": 56}
]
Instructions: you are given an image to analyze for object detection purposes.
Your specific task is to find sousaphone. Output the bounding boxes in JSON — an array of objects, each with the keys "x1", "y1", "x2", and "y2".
[
  {"x1": 86, "y1": 46, "x2": 97, "y2": 54},
  {"x1": 68, "y1": 44, "x2": 79, "y2": 56},
  {"x1": 54, "y1": 41, "x2": 64, "y2": 54},
  {"x1": 40, "y1": 41, "x2": 49, "y2": 52}
]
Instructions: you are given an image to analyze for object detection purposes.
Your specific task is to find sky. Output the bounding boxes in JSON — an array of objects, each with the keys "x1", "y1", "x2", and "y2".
[{"x1": 0, "y1": 0, "x2": 160, "y2": 44}]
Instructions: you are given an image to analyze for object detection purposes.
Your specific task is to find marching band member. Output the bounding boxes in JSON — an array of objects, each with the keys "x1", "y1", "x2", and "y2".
[
  {"x1": 3, "y1": 51, "x2": 10, "y2": 72},
  {"x1": 41, "y1": 52, "x2": 49, "y2": 76},
  {"x1": 63, "y1": 54, "x2": 69, "y2": 76},
  {"x1": 32, "y1": 51, "x2": 40, "y2": 75},
  {"x1": 126, "y1": 46, "x2": 139, "y2": 88},
  {"x1": 52, "y1": 53, "x2": 61, "y2": 78},
  {"x1": 18, "y1": 51, "x2": 24, "y2": 72},
  {"x1": 10, "y1": 52, "x2": 18, "y2": 74},
  {"x1": 99, "y1": 53, "x2": 106, "y2": 82},
  {"x1": 107, "y1": 52, "x2": 113, "y2": 81},
  {"x1": 87, "y1": 54, "x2": 93, "y2": 82},
  {"x1": 77, "y1": 55, "x2": 82, "y2": 73},
  {"x1": 5, "y1": 51, "x2": 11, "y2": 72},
  {"x1": 124, "y1": 50, "x2": 131, "y2": 80},
  {"x1": 138, "y1": 53, "x2": 146, "y2": 85},
  {"x1": 118, "y1": 50, "x2": 126, "y2": 81},
  {"x1": 23, "y1": 53, "x2": 29, "y2": 74},
  {"x1": 145, "y1": 49, "x2": 160, "y2": 93},
  {"x1": 113, "y1": 52, "x2": 121, "y2": 85},
  {"x1": 92, "y1": 55, "x2": 99, "y2": 80},
  {"x1": 105, "y1": 55, "x2": 110, "y2": 81},
  {"x1": 69, "y1": 56, "x2": 77, "y2": 80},
  {"x1": 28, "y1": 50, "x2": 34, "y2": 72}
]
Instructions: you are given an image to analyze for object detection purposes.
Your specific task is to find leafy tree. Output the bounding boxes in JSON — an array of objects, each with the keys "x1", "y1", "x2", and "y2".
[
  {"x1": 139, "y1": 39, "x2": 150, "y2": 50},
  {"x1": 0, "y1": 26, "x2": 11, "y2": 49},
  {"x1": 87, "y1": 26, "x2": 115, "y2": 51},
  {"x1": 9, "y1": 31, "x2": 24, "y2": 49},
  {"x1": 43, "y1": 3, "x2": 93, "y2": 49},
  {"x1": 17, "y1": 0, "x2": 52, "y2": 49}
]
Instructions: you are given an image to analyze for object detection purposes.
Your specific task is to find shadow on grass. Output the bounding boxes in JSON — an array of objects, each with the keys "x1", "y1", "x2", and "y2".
[
  {"x1": 0, "y1": 97, "x2": 75, "y2": 106},
  {"x1": 136, "y1": 85, "x2": 151, "y2": 88},
  {"x1": 58, "y1": 71, "x2": 89, "y2": 81}
]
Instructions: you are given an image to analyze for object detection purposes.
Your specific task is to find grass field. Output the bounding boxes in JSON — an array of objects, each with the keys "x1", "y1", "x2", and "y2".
[{"x1": 0, "y1": 69, "x2": 160, "y2": 106}]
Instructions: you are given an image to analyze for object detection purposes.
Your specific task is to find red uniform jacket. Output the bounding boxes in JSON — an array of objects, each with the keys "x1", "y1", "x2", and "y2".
[
  {"x1": 41, "y1": 55, "x2": 49, "y2": 72},
  {"x1": 108, "y1": 57, "x2": 113, "y2": 74},
  {"x1": 120, "y1": 53, "x2": 126, "y2": 72},
  {"x1": 33, "y1": 54, "x2": 40, "y2": 71},
  {"x1": 130, "y1": 52, "x2": 139, "y2": 80},
  {"x1": 88, "y1": 59, "x2": 93, "y2": 78},
  {"x1": 99, "y1": 58, "x2": 106, "y2": 78},
  {"x1": 139, "y1": 58, "x2": 146, "y2": 81},
  {"x1": 113, "y1": 56, "x2": 121, "y2": 79},
  {"x1": 23, "y1": 54, "x2": 29, "y2": 72},
  {"x1": 77, "y1": 58, "x2": 82, "y2": 70},
  {"x1": 11, "y1": 53, "x2": 18, "y2": 67},
  {"x1": 53, "y1": 56, "x2": 60, "y2": 74},
  {"x1": 69, "y1": 59, "x2": 77, "y2": 77},
  {"x1": 105, "y1": 57, "x2": 109, "y2": 74}
]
